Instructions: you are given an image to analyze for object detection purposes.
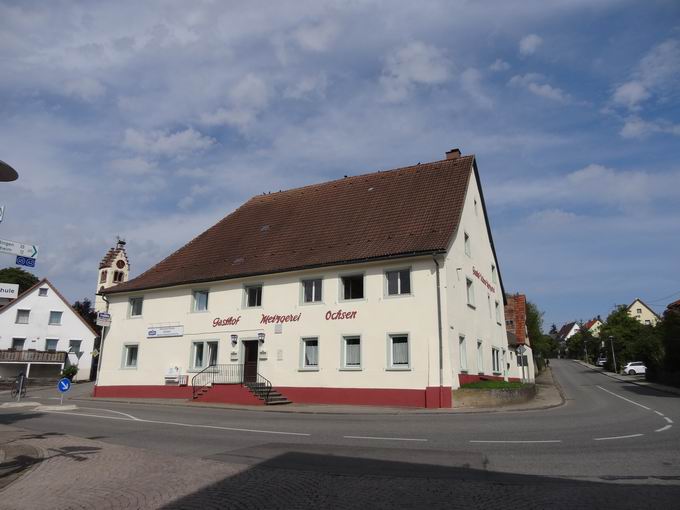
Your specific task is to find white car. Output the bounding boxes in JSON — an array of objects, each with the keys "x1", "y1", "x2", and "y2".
[{"x1": 622, "y1": 361, "x2": 646, "y2": 375}]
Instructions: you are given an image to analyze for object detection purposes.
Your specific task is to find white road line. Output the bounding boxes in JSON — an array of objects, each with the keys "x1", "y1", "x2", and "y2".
[
  {"x1": 654, "y1": 411, "x2": 665, "y2": 417},
  {"x1": 40, "y1": 410, "x2": 311, "y2": 436},
  {"x1": 593, "y1": 433, "x2": 643, "y2": 441},
  {"x1": 655, "y1": 425, "x2": 672, "y2": 433},
  {"x1": 80, "y1": 407, "x2": 141, "y2": 421},
  {"x1": 469, "y1": 440, "x2": 562, "y2": 444},
  {"x1": 344, "y1": 435, "x2": 428, "y2": 442},
  {"x1": 596, "y1": 386, "x2": 650, "y2": 410},
  {"x1": 664, "y1": 417, "x2": 673, "y2": 424}
]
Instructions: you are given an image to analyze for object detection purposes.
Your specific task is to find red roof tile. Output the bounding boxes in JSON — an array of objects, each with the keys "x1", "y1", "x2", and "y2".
[{"x1": 106, "y1": 155, "x2": 496, "y2": 295}]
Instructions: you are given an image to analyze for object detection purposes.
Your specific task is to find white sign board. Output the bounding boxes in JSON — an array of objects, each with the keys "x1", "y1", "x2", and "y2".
[
  {"x1": 0, "y1": 238, "x2": 38, "y2": 258},
  {"x1": 0, "y1": 283, "x2": 19, "y2": 300},
  {"x1": 96, "y1": 312, "x2": 111, "y2": 327},
  {"x1": 147, "y1": 325, "x2": 184, "y2": 338},
  {"x1": 517, "y1": 345, "x2": 527, "y2": 355}
]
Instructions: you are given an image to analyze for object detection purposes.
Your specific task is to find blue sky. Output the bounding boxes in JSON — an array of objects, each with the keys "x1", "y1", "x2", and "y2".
[{"x1": 1, "y1": 0, "x2": 679, "y2": 328}]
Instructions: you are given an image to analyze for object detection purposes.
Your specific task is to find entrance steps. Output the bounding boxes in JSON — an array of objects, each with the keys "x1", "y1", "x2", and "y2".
[{"x1": 244, "y1": 383, "x2": 291, "y2": 405}]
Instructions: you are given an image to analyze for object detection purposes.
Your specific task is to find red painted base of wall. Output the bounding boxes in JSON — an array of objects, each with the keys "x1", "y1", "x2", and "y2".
[
  {"x1": 458, "y1": 374, "x2": 521, "y2": 385},
  {"x1": 93, "y1": 385, "x2": 192, "y2": 399},
  {"x1": 93, "y1": 385, "x2": 454, "y2": 408},
  {"x1": 194, "y1": 384, "x2": 264, "y2": 405},
  {"x1": 277, "y1": 386, "x2": 452, "y2": 408}
]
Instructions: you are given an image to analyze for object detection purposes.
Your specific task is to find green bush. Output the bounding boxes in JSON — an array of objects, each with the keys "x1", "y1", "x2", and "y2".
[{"x1": 61, "y1": 365, "x2": 78, "y2": 380}]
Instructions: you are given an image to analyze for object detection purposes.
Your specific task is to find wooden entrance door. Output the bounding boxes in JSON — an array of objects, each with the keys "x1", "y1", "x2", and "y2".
[{"x1": 244, "y1": 341, "x2": 258, "y2": 383}]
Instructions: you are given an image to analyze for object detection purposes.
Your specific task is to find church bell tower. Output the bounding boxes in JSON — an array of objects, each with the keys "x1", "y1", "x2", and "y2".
[{"x1": 95, "y1": 238, "x2": 130, "y2": 313}]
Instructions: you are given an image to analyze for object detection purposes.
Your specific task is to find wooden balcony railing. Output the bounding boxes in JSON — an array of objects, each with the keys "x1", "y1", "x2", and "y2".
[{"x1": 0, "y1": 350, "x2": 67, "y2": 363}]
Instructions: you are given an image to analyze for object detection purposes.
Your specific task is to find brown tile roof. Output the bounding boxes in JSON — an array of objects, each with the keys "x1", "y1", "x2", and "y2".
[
  {"x1": 668, "y1": 299, "x2": 680, "y2": 310},
  {"x1": 99, "y1": 246, "x2": 129, "y2": 270},
  {"x1": 106, "y1": 154, "x2": 504, "y2": 296}
]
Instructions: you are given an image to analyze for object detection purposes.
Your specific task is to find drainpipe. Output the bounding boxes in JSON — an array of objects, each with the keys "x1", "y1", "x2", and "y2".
[{"x1": 433, "y1": 255, "x2": 444, "y2": 405}]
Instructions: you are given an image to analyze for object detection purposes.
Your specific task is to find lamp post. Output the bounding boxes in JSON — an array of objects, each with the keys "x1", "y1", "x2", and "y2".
[{"x1": 609, "y1": 335, "x2": 618, "y2": 374}]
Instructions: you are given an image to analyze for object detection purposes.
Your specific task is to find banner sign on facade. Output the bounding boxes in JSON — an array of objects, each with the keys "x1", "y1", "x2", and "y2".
[{"x1": 147, "y1": 325, "x2": 184, "y2": 338}]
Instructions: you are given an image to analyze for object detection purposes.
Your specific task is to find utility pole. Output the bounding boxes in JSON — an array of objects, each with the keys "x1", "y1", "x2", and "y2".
[{"x1": 609, "y1": 335, "x2": 618, "y2": 373}]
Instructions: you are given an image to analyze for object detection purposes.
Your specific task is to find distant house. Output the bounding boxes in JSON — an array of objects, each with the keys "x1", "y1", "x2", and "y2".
[
  {"x1": 556, "y1": 322, "x2": 580, "y2": 345},
  {"x1": 583, "y1": 318, "x2": 603, "y2": 338},
  {"x1": 504, "y1": 293, "x2": 535, "y2": 380},
  {"x1": 666, "y1": 299, "x2": 680, "y2": 311},
  {"x1": 627, "y1": 298, "x2": 660, "y2": 327},
  {"x1": 0, "y1": 279, "x2": 97, "y2": 382}
]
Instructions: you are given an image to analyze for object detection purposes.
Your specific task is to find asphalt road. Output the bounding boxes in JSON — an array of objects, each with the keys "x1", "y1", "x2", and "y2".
[{"x1": 1, "y1": 359, "x2": 679, "y2": 508}]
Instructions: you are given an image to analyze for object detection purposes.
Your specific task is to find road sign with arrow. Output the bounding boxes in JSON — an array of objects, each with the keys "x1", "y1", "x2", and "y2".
[{"x1": 0, "y1": 238, "x2": 38, "y2": 258}]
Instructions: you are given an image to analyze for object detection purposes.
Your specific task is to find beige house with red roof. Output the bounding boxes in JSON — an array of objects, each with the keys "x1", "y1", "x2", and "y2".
[
  {"x1": 583, "y1": 318, "x2": 603, "y2": 337},
  {"x1": 96, "y1": 149, "x2": 512, "y2": 408}
]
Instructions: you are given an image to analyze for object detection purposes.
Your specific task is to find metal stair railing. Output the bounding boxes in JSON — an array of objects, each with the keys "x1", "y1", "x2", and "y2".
[
  {"x1": 245, "y1": 372, "x2": 273, "y2": 404},
  {"x1": 191, "y1": 364, "x2": 244, "y2": 399}
]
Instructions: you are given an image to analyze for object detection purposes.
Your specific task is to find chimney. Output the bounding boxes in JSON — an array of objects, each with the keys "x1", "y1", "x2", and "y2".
[{"x1": 445, "y1": 148, "x2": 461, "y2": 160}]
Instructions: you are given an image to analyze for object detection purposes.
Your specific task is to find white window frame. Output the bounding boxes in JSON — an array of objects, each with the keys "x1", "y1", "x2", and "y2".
[
  {"x1": 122, "y1": 343, "x2": 139, "y2": 369},
  {"x1": 459, "y1": 335, "x2": 468, "y2": 372},
  {"x1": 341, "y1": 335, "x2": 362, "y2": 370},
  {"x1": 69, "y1": 339, "x2": 83, "y2": 359},
  {"x1": 385, "y1": 267, "x2": 411, "y2": 297},
  {"x1": 387, "y1": 333, "x2": 411, "y2": 370},
  {"x1": 492, "y1": 347, "x2": 501, "y2": 374},
  {"x1": 45, "y1": 338, "x2": 59, "y2": 352},
  {"x1": 190, "y1": 340, "x2": 219, "y2": 371},
  {"x1": 495, "y1": 301, "x2": 501, "y2": 324},
  {"x1": 340, "y1": 273, "x2": 365, "y2": 301},
  {"x1": 192, "y1": 289, "x2": 210, "y2": 312},
  {"x1": 11, "y1": 338, "x2": 26, "y2": 351},
  {"x1": 466, "y1": 278, "x2": 475, "y2": 308},
  {"x1": 477, "y1": 340, "x2": 484, "y2": 374},
  {"x1": 300, "y1": 337, "x2": 320, "y2": 371},
  {"x1": 301, "y1": 278, "x2": 323, "y2": 304},
  {"x1": 129, "y1": 297, "x2": 143, "y2": 317},
  {"x1": 49, "y1": 310, "x2": 63, "y2": 326},
  {"x1": 15, "y1": 309, "x2": 30, "y2": 324},
  {"x1": 244, "y1": 284, "x2": 263, "y2": 308},
  {"x1": 39, "y1": 287, "x2": 49, "y2": 297},
  {"x1": 464, "y1": 231, "x2": 471, "y2": 257}
]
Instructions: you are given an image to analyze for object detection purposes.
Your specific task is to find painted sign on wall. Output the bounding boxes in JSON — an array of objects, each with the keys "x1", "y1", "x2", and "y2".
[
  {"x1": 472, "y1": 267, "x2": 496, "y2": 293},
  {"x1": 325, "y1": 309, "x2": 358, "y2": 320},
  {"x1": 212, "y1": 316, "x2": 241, "y2": 327}
]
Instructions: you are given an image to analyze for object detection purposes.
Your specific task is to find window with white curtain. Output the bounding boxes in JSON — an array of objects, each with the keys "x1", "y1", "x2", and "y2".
[
  {"x1": 495, "y1": 301, "x2": 501, "y2": 323},
  {"x1": 477, "y1": 340, "x2": 483, "y2": 373},
  {"x1": 343, "y1": 336, "x2": 361, "y2": 368},
  {"x1": 492, "y1": 348, "x2": 500, "y2": 373},
  {"x1": 466, "y1": 278, "x2": 475, "y2": 307},
  {"x1": 386, "y1": 269, "x2": 411, "y2": 296},
  {"x1": 302, "y1": 279, "x2": 322, "y2": 303},
  {"x1": 123, "y1": 344, "x2": 139, "y2": 368},
  {"x1": 389, "y1": 334, "x2": 410, "y2": 368},
  {"x1": 459, "y1": 335, "x2": 467, "y2": 371},
  {"x1": 193, "y1": 290, "x2": 209, "y2": 312},
  {"x1": 191, "y1": 341, "x2": 218, "y2": 370},
  {"x1": 302, "y1": 337, "x2": 319, "y2": 369}
]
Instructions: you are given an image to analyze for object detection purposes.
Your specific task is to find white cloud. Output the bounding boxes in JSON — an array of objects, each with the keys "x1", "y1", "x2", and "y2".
[
  {"x1": 460, "y1": 68, "x2": 493, "y2": 109},
  {"x1": 612, "y1": 81, "x2": 650, "y2": 110},
  {"x1": 293, "y1": 21, "x2": 338, "y2": 52},
  {"x1": 489, "y1": 59, "x2": 510, "y2": 72},
  {"x1": 620, "y1": 116, "x2": 680, "y2": 139},
  {"x1": 508, "y1": 73, "x2": 568, "y2": 102},
  {"x1": 110, "y1": 157, "x2": 157, "y2": 175},
  {"x1": 123, "y1": 127, "x2": 215, "y2": 157},
  {"x1": 283, "y1": 73, "x2": 328, "y2": 100},
  {"x1": 200, "y1": 74, "x2": 269, "y2": 131},
  {"x1": 519, "y1": 34, "x2": 542, "y2": 56},
  {"x1": 380, "y1": 41, "x2": 450, "y2": 102},
  {"x1": 62, "y1": 77, "x2": 106, "y2": 102}
]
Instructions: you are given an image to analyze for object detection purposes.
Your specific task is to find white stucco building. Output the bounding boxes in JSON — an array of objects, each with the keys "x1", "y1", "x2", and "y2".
[
  {"x1": 0, "y1": 279, "x2": 97, "y2": 382},
  {"x1": 96, "y1": 149, "x2": 517, "y2": 408},
  {"x1": 627, "y1": 298, "x2": 660, "y2": 327}
]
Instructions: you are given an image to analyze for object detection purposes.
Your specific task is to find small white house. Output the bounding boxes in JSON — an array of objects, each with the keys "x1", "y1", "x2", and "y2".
[{"x1": 0, "y1": 279, "x2": 97, "y2": 382}]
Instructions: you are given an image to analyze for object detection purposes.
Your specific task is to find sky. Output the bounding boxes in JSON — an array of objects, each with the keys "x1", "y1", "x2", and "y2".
[{"x1": 1, "y1": 0, "x2": 679, "y2": 329}]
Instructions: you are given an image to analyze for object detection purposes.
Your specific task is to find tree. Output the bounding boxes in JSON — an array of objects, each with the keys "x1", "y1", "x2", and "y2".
[
  {"x1": 0, "y1": 267, "x2": 39, "y2": 294},
  {"x1": 566, "y1": 328, "x2": 599, "y2": 363},
  {"x1": 525, "y1": 301, "x2": 559, "y2": 363},
  {"x1": 72, "y1": 298, "x2": 99, "y2": 331}
]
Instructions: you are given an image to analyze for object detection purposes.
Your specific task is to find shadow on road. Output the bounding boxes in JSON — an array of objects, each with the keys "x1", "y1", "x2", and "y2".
[{"x1": 162, "y1": 451, "x2": 680, "y2": 510}]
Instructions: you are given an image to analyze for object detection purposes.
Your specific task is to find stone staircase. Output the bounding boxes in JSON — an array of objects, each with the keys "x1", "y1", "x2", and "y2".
[{"x1": 245, "y1": 382, "x2": 291, "y2": 405}]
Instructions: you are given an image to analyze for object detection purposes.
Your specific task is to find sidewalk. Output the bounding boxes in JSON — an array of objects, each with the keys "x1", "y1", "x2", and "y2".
[
  {"x1": 576, "y1": 360, "x2": 680, "y2": 396},
  {"x1": 61, "y1": 370, "x2": 564, "y2": 415}
]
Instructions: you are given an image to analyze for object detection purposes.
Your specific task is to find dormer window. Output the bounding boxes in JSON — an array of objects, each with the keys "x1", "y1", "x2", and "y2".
[{"x1": 39, "y1": 288, "x2": 48, "y2": 297}]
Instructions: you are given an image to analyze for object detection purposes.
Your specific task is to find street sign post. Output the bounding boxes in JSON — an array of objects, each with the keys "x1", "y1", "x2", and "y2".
[
  {"x1": 57, "y1": 377, "x2": 71, "y2": 405},
  {"x1": 15, "y1": 256, "x2": 36, "y2": 267},
  {"x1": 517, "y1": 345, "x2": 527, "y2": 382},
  {"x1": 96, "y1": 312, "x2": 111, "y2": 327},
  {"x1": 0, "y1": 238, "x2": 38, "y2": 258}
]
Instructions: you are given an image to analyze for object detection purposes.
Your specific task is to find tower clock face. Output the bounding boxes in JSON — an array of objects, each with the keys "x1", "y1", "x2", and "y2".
[{"x1": 116, "y1": 260, "x2": 126, "y2": 269}]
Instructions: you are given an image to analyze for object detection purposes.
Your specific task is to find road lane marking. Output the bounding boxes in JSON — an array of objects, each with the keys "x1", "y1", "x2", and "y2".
[
  {"x1": 593, "y1": 433, "x2": 643, "y2": 441},
  {"x1": 469, "y1": 440, "x2": 561, "y2": 444},
  {"x1": 596, "y1": 386, "x2": 650, "y2": 410},
  {"x1": 655, "y1": 425, "x2": 672, "y2": 433},
  {"x1": 664, "y1": 417, "x2": 673, "y2": 424},
  {"x1": 80, "y1": 407, "x2": 141, "y2": 421},
  {"x1": 40, "y1": 410, "x2": 311, "y2": 436},
  {"x1": 654, "y1": 411, "x2": 665, "y2": 417},
  {"x1": 343, "y1": 435, "x2": 427, "y2": 442}
]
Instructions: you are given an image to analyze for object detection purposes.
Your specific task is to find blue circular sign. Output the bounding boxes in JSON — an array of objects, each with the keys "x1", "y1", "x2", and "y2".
[{"x1": 57, "y1": 378, "x2": 71, "y2": 393}]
